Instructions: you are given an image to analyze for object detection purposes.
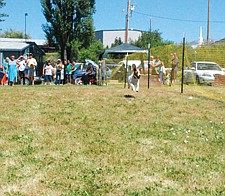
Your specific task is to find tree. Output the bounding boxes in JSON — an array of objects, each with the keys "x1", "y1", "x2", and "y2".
[
  {"x1": 41, "y1": 0, "x2": 95, "y2": 61},
  {"x1": 0, "y1": 0, "x2": 8, "y2": 24},
  {"x1": 131, "y1": 30, "x2": 173, "y2": 49},
  {"x1": 0, "y1": 29, "x2": 31, "y2": 39},
  {"x1": 78, "y1": 40, "x2": 104, "y2": 62},
  {"x1": 111, "y1": 37, "x2": 123, "y2": 48}
]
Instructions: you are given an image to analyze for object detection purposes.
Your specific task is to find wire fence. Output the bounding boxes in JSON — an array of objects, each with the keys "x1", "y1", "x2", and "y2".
[{"x1": 107, "y1": 43, "x2": 225, "y2": 90}]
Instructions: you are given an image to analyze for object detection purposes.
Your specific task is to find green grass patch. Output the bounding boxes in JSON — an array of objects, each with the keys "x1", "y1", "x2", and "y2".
[{"x1": 0, "y1": 84, "x2": 224, "y2": 195}]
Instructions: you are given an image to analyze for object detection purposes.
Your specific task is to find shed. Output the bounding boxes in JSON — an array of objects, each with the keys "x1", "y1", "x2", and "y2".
[{"x1": 0, "y1": 38, "x2": 45, "y2": 75}]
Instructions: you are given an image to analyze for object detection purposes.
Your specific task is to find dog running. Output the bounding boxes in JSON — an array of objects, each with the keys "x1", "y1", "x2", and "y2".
[{"x1": 128, "y1": 66, "x2": 141, "y2": 92}]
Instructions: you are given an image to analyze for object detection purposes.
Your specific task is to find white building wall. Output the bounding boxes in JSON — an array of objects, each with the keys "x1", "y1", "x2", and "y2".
[{"x1": 96, "y1": 30, "x2": 142, "y2": 47}]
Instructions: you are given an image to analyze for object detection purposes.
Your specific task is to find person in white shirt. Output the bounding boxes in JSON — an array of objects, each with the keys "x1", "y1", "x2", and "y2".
[
  {"x1": 26, "y1": 53, "x2": 37, "y2": 85},
  {"x1": 43, "y1": 60, "x2": 54, "y2": 85},
  {"x1": 16, "y1": 55, "x2": 26, "y2": 85}
]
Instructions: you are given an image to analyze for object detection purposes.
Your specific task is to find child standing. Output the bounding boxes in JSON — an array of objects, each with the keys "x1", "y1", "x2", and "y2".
[{"x1": 43, "y1": 60, "x2": 54, "y2": 85}]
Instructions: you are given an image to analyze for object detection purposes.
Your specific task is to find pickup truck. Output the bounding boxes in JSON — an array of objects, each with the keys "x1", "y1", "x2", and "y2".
[{"x1": 184, "y1": 61, "x2": 225, "y2": 85}]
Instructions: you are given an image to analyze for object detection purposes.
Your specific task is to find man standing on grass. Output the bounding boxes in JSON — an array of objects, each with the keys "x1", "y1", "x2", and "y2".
[
  {"x1": 27, "y1": 53, "x2": 37, "y2": 85},
  {"x1": 170, "y1": 53, "x2": 179, "y2": 85}
]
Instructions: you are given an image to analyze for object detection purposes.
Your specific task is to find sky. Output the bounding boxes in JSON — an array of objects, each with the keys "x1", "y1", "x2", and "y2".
[{"x1": 1, "y1": 0, "x2": 225, "y2": 43}]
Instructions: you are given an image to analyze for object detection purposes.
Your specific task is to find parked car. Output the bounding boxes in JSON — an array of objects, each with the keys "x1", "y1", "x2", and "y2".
[{"x1": 184, "y1": 61, "x2": 225, "y2": 85}]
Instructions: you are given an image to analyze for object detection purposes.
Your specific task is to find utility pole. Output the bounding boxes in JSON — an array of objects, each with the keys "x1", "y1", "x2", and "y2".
[
  {"x1": 147, "y1": 43, "x2": 151, "y2": 89},
  {"x1": 25, "y1": 13, "x2": 28, "y2": 41},
  {"x1": 150, "y1": 18, "x2": 152, "y2": 33},
  {"x1": 207, "y1": 0, "x2": 210, "y2": 45},
  {"x1": 125, "y1": 0, "x2": 131, "y2": 44},
  {"x1": 181, "y1": 33, "x2": 185, "y2": 94}
]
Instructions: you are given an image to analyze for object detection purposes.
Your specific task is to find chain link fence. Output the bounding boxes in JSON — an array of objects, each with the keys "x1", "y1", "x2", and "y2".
[{"x1": 106, "y1": 43, "x2": 225, "y2": 88}]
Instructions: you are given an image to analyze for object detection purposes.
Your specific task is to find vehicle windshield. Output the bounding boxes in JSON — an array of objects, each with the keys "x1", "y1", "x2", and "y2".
[
  {"x1": 82, "y1": 64, "x2": 88, "y2": 71},
  {"x1": 76, "y1": 63, "x2": 86, "y2": 71},
  {"x1": 197, "y1": 63, "x2": 222, "y2": 71}
]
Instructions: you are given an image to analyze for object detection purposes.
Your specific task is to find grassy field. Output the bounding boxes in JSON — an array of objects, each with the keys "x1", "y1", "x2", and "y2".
[{"x1": 0, "y1": 84, "x2": 224, "y2": 195}]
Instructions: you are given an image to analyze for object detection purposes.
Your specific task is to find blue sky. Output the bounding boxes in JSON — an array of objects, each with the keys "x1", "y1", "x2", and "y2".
[{"x1": 1, "y1": 0, "x2": 225, "y2": 43}]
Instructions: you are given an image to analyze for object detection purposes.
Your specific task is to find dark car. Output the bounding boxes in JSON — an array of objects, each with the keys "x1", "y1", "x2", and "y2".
[{"x1": 74, "y1": 61, "x2": 98, "y2": 85}]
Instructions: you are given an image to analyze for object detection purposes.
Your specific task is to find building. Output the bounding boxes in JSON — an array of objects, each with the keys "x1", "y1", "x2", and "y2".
[
  {"x1": 95, "y1": 29, "x2": 143, "y2": 48},
  {"x1": 0, "y1": 38, "x2": 45, "y2": 75}
]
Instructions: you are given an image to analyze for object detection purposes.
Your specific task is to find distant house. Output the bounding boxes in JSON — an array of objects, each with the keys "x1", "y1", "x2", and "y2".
[
  {"x1": 0, "y1": 38, "x2": 45, "y2": 75},
  {"x1": 95, "y1": 29, "x2": 143, "y2": 48}
]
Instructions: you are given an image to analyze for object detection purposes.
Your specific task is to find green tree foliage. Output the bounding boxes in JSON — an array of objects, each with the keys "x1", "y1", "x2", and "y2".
[
  {"x1": 41, "y1": 0, "x2": 95, "y2": 61},
  {"x1": 131, "y1": 30, "x2": 173, "y2": 49},
  {"x1": 70, "y1": 39, "x2": 82, "y2": 60},
  {"x1": 0, "y1": 0, "x2": 8, "y2": 23},
  {"x1": 0, "y1": 29, "x2": 31, "y2": 39},
  {"x1": 78, "y1": 40, "x2": 104, "y2": 62},
  {"x1": 107, "y1": 37, "x2": 125, "y2": 59},
  {"x1": 42, "y1": 25, "x2": 56, "y2": 47},
  {"x1": 111, "y1": 37, "x2": 123, "y2": 48}
]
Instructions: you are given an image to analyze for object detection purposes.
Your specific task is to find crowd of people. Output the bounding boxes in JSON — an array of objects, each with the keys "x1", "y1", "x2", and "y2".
[
  {"x1": 0, "y1": 52, "x2": 179, "y2": 87},
  {"x1": 42, "y1": 59, "x2": 97, "y2": 85},
  {"x1": 0, "y1": 53, "x2": 37, "y2": 86},
  {"x1": 0, "y1": 54, "x2": 99, "y2": 86}
]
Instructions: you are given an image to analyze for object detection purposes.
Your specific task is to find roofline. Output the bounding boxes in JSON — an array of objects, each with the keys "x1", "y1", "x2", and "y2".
[
  {"x1": 95, "y1": 29, "x2": 146, "y2": 33},
  {"x1": 0, "y1": 44, "x2": 30, "y2": 52},
  {"x1": 0, "y1": 41, "x2": 45, "y2": 55}
]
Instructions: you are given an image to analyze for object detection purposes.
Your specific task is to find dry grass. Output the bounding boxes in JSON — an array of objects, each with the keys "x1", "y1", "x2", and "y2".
[{"x1": 0, "y1": 84, "x2": 224, "y2": 195}]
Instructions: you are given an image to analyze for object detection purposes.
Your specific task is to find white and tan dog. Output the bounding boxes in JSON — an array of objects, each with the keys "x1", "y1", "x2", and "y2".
[{"x1": 128, "y1": 67, "x2": 141, "y2": 92}]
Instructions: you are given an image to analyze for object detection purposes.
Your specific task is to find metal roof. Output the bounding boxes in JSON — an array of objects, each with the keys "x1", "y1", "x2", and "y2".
[
  {"x1": 0, "y1": 41, "x2": 30, "y2": 51},
  {"x1": 0, "y1": 38, "x2": 47, "y2": 45},
  {"x1": 100, "y1": 43, "x2": 147, "y2": 59},
  {"x1": 0, "y1": 39, "x2": 45, "y2": 55},
  {"x1": 106, "y1": 43, "x2": 146, "y2": 53}
]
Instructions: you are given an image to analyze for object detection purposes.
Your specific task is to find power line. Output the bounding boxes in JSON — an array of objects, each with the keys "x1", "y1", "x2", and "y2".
[{"x1": 133, "y1": 11, "x2": 225, "y2": 24}]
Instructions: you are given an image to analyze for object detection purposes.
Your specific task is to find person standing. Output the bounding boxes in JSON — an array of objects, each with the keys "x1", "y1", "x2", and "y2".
[
  {"x1": 63, "y1": 59, "x2": 67, "y2": 84},
  {"x1": 153, "y1": 56, "x2": 163, "y2": 82},
  {"x1": 66, "y1": 60, "x2": 72, "y2": 84},
  {"x1": 16, "y1": 55, "x2": 26, "y2": 85},
  {"x1": 0, "y1": 63, "x2": 4, "y2": 85},
  {"x1": 61, "y1": 62, "x2": 65, "y2": 85},
  {"x1": 71, "y1": 60, "x2": 79, "y2": 84},
  {"x1": 101, "y1": 59, "x2": 107, "y2": 85},
  {"x1": 2, "y1": 57, "x2": 10, "y2": 85},
  {"x1": 26, "y1": 53, "x2": 37, "y2": 85},
  {"x1": 55, "y1": 59, "x2": 63, "y2": 85},
  {"x1": 149, "y1": 56, "x2": 155, "y2": 75},
  {"x1": 8, "y1": 55, "x2": 17, "y2": 86},
  {"x1": 43, "y1": 60, "x2": 54, "y2": 85},
  {"x1": 170, "y1": 53, "x2": 179, "y2": 85}
]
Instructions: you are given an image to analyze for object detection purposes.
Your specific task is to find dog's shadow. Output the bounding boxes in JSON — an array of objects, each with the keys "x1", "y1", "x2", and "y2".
[{"x1": 124, "y1": 94, "x2": 135, "y2": 98}]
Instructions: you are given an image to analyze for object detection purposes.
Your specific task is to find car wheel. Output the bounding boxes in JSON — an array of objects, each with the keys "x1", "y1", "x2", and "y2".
[
  {"x1": 183, "y1": 76, "x2": 188, "y2": 84},
  {"x1": 196, "y1": 75, "x2": 200, "y2": 84},
  {"x1": 25, "y1": 77, "x2": 30, "y2": 85}
]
